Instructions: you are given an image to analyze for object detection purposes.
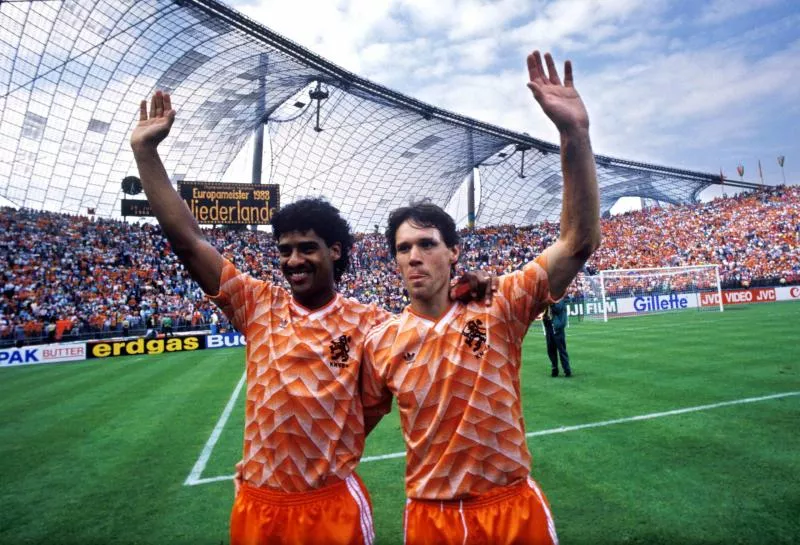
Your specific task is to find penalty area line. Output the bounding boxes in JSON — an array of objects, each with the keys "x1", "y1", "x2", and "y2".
[
  {"x1": 183, "y1": 371, "x2": 246, "y2": 486},
  {"x1": 186, "y1": 389, "x2": 800, "y2": 485},
  {"x1": 360, "y1": 390, "x2": 800, "y2": 463}
]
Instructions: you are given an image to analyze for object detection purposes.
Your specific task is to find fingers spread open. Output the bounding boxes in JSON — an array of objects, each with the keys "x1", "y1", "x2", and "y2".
[
  {"x1": 163, "y1": 92, "x2": 172, "y2": 113},
  {"x1": 154, "y1": 91, "x2": 164, "y2": 116},
  {"x1": 564, "y1": 60, "x2": 574, "y2": 87},
  {"x1": 527, "y1": 50, "x2": 548, "y2": 83},
  {"x1": 139, "y1": 100, "x2": 148, "y2": 121},
  {"x1": 526, "y1": 51, "x2": 538, "y2": 83},
  {"x1": 544, "y1": 53, "x2": 561, "y2": 85}
]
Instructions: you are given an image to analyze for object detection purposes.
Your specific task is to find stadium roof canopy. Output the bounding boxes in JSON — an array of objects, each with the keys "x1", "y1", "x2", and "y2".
[{"x1": 0, "y1": 0, "x2": 753, "y2": 232}]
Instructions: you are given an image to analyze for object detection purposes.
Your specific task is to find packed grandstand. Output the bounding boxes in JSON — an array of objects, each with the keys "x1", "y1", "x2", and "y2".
[{"x1": 1, "y1": 184, "x2": 797, "y2": 347}]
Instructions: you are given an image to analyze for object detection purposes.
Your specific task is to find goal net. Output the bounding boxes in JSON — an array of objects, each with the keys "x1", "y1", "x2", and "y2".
[{"x1": 575, "y1": 265, "x2": 724, "y2": 321}]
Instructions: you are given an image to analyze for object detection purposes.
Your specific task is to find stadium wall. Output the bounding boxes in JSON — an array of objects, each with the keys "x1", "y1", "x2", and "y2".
[
  {"x1": 2, "y1": 289, "x2": 798, "y2": 368},
  {"x1": 565, "y1": 286, "x2": 799, "y2": 318}
]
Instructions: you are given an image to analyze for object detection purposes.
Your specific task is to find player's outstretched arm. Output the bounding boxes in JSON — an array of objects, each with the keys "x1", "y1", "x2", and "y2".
[
  {"x1": 130, "y1": 91, "x2": 223, "y2": 295},
  {"x1": 526, "y1": 51, "x2": 601, "y2": 299}
]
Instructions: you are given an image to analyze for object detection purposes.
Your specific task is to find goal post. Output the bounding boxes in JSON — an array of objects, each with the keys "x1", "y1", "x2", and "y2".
[{"x1": 577, "y1": 265, "x2": 724, "y2": 321}]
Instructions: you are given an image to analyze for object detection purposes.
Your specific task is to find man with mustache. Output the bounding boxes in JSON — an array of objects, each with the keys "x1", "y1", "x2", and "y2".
[
  {"x1": 130, "y1": 91, "x2": 491, "y2": 545},
  {"x1": 361, "y1": 50, "x2": 601, "y2": 544}
]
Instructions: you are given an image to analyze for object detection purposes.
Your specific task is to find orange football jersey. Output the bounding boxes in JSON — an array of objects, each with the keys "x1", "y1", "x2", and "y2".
[
  {"x1": 212, "y1": 259, "x2": 389, "y2": 492},
  {"x1": 362, "y1": 258, "x2": 553, "y2": 500}
]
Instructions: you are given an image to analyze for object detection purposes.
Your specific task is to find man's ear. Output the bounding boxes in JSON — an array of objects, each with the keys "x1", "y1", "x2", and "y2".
[
  {"x1": 329, "y1": 241, "x2": 342, "y2": 262},
  {"x1": 450, "y1": 244, "x2": 460, "y2": 265}
]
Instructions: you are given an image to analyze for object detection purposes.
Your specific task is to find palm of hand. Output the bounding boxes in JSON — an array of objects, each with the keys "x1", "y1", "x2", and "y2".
[
  {"x1": 527, "y1": 51, "x2": 590, "y2": 132},
  {"x1": 537, "y1": 86, "x2": 588, "y2": 131},
  {"x1": 131, "y1": 113, "x2": 173, "y2": 148},
  {"x1": 130, "y1": 92, "x2": 175, "y2": 149}
]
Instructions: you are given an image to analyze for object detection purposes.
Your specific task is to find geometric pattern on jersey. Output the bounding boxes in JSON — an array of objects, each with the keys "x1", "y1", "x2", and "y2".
[
  {"x1": 212, "y1": 259, "x2": 389, "y2": 492},
  {"x1": 363, "y1": 258, "x2": 553, "y2": 499}
]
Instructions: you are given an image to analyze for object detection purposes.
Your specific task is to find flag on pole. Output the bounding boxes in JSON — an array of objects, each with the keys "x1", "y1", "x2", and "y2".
[
  {"x1": 777, "y1": 155, "x2": 785, "y2": 167},
  {"x1": 758, "y1": 160, "x2": 764, "y2": 183},
  {"x1": 719, "y1": 168, "x2": 725, "y2": 184},
  {"x1": 736, "y1": 164, "x2": 744, "y2": 178}
]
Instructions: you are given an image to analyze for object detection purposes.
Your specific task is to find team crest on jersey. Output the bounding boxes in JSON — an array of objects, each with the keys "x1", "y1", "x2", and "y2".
[
  {"x1": 462, "y1": 319, "x2": 487, "y2": 357},
  {"x1": 329, "y1": 335, "x2": 352, "y2": 368}
]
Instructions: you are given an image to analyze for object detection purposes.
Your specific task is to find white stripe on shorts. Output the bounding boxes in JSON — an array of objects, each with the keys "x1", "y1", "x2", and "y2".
[
  {"x1": 459, "y1": 500, "x2": 468, "y2": 545},
  {"x1": 527, "y1": 476, "x2": 559, "y2": 545},
  {"x1": 403, "y1": 499, "x2": 411, "y2": 545},
  {"x1": 345, "y1": 475, "x2": 375, "y2": 545}
]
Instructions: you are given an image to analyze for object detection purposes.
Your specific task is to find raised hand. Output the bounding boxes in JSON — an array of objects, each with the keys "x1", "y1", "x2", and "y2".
[
  {"x1": 450, "y1": 271, "x2": 498, "y2": 305},
  {"x1": 526, "y1": 51, "x2": 589, "y2": 132},
  {"x1": 130, "y1": 90, "x2": 176, "y2": 151}
]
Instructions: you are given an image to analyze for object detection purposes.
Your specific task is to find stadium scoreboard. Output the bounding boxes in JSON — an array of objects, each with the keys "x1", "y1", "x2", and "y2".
[{"x1": 121, "y1": 181, "x2": 280, "y2": 225}]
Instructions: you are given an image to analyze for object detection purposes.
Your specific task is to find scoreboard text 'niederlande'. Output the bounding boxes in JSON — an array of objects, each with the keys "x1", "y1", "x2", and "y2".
[{"x1": 178, "y1": 181, "x2": 280, "y2": 225}]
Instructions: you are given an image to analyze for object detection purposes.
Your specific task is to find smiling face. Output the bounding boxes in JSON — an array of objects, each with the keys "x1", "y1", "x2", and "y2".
[
  {"x1": 277, "y1": 229, "x2": 341, "y2": 309},
  {"x1": 394, "y1": 220, "x2": 459, "y2": 308}
]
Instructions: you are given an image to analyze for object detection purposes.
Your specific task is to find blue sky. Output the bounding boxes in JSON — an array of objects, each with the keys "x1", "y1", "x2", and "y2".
[{"x1": 230, "y1": 0, "x2": 799, "y2": 204}]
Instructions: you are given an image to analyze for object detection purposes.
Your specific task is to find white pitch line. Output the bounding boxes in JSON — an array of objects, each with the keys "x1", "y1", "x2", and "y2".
[
  {"x1": 184, "y1": 371, "x2": 246, "y2": 486},
  {"x1": 523, "y1": 391, "x2": 800, "y2": 438},
  {"x1": 360, "y1": 391, "x2": 800, "y2": 463},
  {"x1": 187, "y1": 474, "x2": 236, "y2": 486},
  {"x1": 184, "y1": 389, "x2": 800, "y2": 484}
]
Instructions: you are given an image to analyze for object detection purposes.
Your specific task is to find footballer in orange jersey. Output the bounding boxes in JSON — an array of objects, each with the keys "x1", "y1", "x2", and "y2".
[
  {"x1": 131, "y1": 89, "x2": 383, "y2": 544},
  {"x1": 362, "y1": 51, "x2": 601, "y2": 545},
  {"x1": 132, "y1": 92, "x2": 494, "y2": 545}
]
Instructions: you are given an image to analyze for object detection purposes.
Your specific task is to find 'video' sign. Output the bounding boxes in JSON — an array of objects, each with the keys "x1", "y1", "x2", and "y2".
[{"x1": 699, "y1": 288, "x2": 776, "y2": 306}]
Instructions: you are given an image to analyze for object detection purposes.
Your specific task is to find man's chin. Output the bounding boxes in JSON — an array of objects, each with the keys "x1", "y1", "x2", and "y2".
[
  {"x1": 407, "y1": 286, "x2": 428, "y2": 301},
  {"x1": 289, "y1": 281, "x2": 310, "y2": 293}
]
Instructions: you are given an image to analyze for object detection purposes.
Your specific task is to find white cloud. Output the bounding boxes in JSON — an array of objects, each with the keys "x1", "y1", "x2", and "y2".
[
  {"x1": 698, "y1": 0, "x2": 782, "y2": 24},
  {"x1": 229, "y1": 0, "x2": 800, "y2": 187}
]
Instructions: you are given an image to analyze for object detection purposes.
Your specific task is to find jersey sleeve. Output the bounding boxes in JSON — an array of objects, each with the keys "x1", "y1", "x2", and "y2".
[
  {"x1": 360, "y1": 328, "x2": 394, "y2": 420},
  {"x1": 496, "y1": 254, "x2": 555, "y2": 327},
  {"x1": 207, "y1": 258, "x2": 273, "y2": 335}
]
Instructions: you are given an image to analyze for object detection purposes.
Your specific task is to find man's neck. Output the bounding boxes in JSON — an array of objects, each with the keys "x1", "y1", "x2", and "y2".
[
  {"x1": 409, "y1": 292, "x2": 451, "y2": 321},
  {"x1": 293, "y1": 290, "x2": 336, "y2": 311}
]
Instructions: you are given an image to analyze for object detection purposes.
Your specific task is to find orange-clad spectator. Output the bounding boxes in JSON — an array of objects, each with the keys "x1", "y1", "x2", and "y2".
[{"x1": 0, "y1": 185, "x2": 798, "y2": 343}]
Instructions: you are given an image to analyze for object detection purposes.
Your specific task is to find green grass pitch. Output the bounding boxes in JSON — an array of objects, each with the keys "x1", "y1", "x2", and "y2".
[{"x1": 1, "y1": 302, "x2": 798, "y2": 544}]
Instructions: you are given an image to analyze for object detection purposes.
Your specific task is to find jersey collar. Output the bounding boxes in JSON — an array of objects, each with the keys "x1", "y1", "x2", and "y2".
[{"x1": 290, "y1": 292, "x2": 341, "y2": 320}]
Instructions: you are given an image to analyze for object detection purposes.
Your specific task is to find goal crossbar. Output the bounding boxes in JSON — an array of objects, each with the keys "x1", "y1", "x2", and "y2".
[{"x1": 598, "y1": 264, "x2": 723, "y2": 321}]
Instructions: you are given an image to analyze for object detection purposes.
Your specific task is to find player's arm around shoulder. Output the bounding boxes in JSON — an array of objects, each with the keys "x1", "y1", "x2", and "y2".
[{"x1": 360, "y1": 316, "x2": 397, "y2": 436}]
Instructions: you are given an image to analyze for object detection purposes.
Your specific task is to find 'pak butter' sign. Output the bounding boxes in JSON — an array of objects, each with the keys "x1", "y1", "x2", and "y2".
[
  {"x1": 179, "y1": 181, "x2": 280, "y2": 225},
  {"x1": 87, "y1": 335, "x2": 205, "y2": 359},
  {"x1": 121, "y1": 182, "x2": 280, "y2": 225}
]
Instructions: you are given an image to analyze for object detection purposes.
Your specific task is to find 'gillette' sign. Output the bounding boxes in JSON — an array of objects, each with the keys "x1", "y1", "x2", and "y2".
[{"x1": 633, "y1": 293, "x2": 688, "y2": 312}]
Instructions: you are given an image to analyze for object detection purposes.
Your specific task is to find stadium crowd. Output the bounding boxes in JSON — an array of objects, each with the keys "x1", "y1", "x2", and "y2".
[{"x1": 1, "y1": 185, "x2": 797, "y2": 346}]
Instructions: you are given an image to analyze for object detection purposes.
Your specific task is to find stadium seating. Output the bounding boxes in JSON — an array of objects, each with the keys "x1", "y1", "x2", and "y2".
[{"x1": 1, "y1": 185, "x2": 797, "y2": 346}]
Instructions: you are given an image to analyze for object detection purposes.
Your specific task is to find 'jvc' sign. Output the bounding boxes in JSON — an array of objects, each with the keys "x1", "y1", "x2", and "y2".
[{"x1": 700, "y1": 288, "x2": 776, "y2": 307}]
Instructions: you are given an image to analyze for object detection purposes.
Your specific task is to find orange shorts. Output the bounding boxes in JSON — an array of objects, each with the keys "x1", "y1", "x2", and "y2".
[
  {"x1": 230, "y1": 473, "x2": 375, "y2": 545},
  {"x1": 403, "y1": 477, "x2": 558, "y2": 545}
]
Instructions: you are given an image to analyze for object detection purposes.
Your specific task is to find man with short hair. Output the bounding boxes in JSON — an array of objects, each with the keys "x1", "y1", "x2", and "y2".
[
  {"x1": 543, "y1": 299, "x2": 571, "y2": 377},
  {"x1": 361, "y1": 50, "x2": 601, "y2": 544},
  {"x1": 130, "y1": 92, "x2": 490, "y2": 545}
]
